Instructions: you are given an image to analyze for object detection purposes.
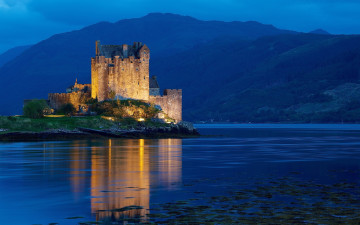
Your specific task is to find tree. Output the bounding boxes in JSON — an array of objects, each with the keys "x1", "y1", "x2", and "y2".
[
  {"x1": 23, "y1": 100, "x2": 50, "y2": 119},
  {"x1": 58, "y1": 103, "x2": 76, "y2": 116}
]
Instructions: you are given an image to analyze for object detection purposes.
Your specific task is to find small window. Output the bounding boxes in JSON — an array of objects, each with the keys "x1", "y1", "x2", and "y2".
[{"x1": 144, "y1": 76, "x2": 145, "y2": 80}]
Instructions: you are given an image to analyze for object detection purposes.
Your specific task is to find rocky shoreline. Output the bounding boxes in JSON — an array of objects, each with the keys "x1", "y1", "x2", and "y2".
[{"x1": 0, "y1": 122, "x2": 200, "y2": 141}]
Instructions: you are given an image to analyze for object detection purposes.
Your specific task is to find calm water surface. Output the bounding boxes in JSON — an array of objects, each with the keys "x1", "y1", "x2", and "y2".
[{"x1": 0, "y1": 124, "x2": 360, "y2": 224}]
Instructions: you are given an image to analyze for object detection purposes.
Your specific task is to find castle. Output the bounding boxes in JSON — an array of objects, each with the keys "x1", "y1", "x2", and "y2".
[{"x1": 48, "y1": 41, "x2": 182, "y2": 122}]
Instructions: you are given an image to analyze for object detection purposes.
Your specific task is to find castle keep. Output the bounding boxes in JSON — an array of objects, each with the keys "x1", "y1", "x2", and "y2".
[
  {"x1": 48, "y1": 41, "x2": 182, "y2": 122},
  {"x1": 92, "y1": 41, "x2": 150, "y2": 101}
]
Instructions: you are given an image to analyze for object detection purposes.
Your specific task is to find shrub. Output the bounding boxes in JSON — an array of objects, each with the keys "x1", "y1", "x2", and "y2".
[
  {"x1": 58, "y1": 103, "x2": 77, "y2": 116},
  {"x1": 86, "y1": 98, "x2": 98, "y2": 104},
  {"x1": 90, "y1": 100, "x2": 160, "y2": 119},
  {"x1": 23, "y1": 100, "x2": 50, "y2": 119}
]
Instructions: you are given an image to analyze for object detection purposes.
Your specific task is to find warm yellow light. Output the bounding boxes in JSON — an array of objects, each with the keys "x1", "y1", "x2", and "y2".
[
  {"x1": 101, "y1": 116, "x2": 115, "y2": 121},
  {"x1": 45, "y1": 115, "x2": 65, "y2": 118},
  {"x1": 138, "y1": 118, "x2": 145, "y2": 122},
  {"x1": 139, "y1": 139, "x2": 144, "y2": 172}
]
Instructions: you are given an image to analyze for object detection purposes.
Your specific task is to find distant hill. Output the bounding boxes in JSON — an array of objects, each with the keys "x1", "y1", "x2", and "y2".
[
  {"x1": 2, "y1": 14, "x2": 360, "y2": 123},
  {"x1": 152, "y1": 34, "x2": 360, "y2": 122},
  {"x1": 309, "y1": 29, "x2": 331, "y2": 35},
  {"x1": 0, "y1": 45, "x2": 31, "y2": 67},
  {"x1": 0, "y1": 13, "x2": 295, "y2": 115}
]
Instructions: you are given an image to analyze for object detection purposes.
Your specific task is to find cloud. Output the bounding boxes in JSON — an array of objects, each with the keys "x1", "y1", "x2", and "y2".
[
  {"x1": 0, "y1": 0, "x2": 78, "y2": 53},
  {"x1": 1, "y1": 0, "x2": 360, "y2": 53},
  {"x1": 24, "y1": 0, "x2": 360, "y2": 34},
  {"x1": 0, "y1": 0, "x2": 9, "y2": 8}
]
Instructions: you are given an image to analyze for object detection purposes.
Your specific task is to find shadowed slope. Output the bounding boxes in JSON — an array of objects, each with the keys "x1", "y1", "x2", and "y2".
[{"x1": 0, "y1": 13, "x2": 294, "y2": 115}]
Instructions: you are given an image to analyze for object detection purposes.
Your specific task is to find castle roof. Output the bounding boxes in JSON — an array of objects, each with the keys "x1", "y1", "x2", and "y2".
[
  {"x1": 96, "y1": 41, "x2": 147, "y2": 59},
  {"x1": 150, "y1": 76, "x2": 160, "y2": 89}
]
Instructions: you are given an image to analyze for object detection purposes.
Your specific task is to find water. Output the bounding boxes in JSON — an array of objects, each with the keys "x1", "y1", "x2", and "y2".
[{"x1": 0, "y1": 124, "x2": 360, "y2": 224}]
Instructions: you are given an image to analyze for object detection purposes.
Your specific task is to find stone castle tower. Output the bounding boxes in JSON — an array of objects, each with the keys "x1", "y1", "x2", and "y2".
[
  {"x1": 48, "y1": 41, "x2": 182, "y2": 122},
  {"x1": 91, "y1": 41, "x2": 150, "y2": 101}
]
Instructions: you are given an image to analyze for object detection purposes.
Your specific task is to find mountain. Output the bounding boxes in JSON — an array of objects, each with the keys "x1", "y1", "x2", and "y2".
[
  {"x1": 0, "y1": 13, "x2": 295, "y2": 116},
  {"x1": 2, "y1": 13, "x2": 360, "y2": 123},
  {"x1": 0, "y1": 45, "x2": 32, "y2": 67},
  {"x1": 309, "y1": 29, "x2": 331, "y2": 35},
  {"x1": 152, "y1": 34, "x2": 360, "y2": 122}
]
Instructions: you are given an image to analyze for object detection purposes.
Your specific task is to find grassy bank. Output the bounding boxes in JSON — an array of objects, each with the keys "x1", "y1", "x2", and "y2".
[{"x1": 0, "y1": 116, "x2": 170, "y2": 133}]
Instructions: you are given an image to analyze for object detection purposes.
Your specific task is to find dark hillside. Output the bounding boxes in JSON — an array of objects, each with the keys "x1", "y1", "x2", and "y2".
[
  {"x1": 0, "y1": 13, "x2": 294, "y2": 115},
  {"x1": 2, "y1": 13, "x2": 360, "y2": 123},
  {"x1": 152, "y1": 34, "x2": 360, "y2": 122},
  {"x1": 0, "y1": 45, "x2": 31, "y2": 67}
]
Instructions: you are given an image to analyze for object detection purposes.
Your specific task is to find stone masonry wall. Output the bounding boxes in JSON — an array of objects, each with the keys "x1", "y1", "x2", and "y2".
[
  {"x1": 149, "y1": 89, "x2": 182, "y2": 122},
  {"x1": 72, "y1": 83, "x2": 91, "y2": 91},
  {"x1": 48, "y1": 91, "x2": 91, "y2": 112},
  {"x1": 91, "y1": 45, "x2": 150, "y2": 102}
]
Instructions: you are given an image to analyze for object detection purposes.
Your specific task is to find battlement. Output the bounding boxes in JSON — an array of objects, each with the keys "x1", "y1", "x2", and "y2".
[
  {"x1": 164, "y1": 89, "x2": 182, "y2": 96},
  {"x1": 66, "y1": 80, "x2": 91, "y2": 93},
  {"x1": 95, "y1": 41, "x2": 149, "y2": 59},
  {"x1": 91, "y1": 55, "x2": 145, "y2": 65}
]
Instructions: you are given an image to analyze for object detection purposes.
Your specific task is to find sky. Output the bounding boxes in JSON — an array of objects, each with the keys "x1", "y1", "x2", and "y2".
[{"x1": 1, "y1": 0, "x2": 360, "y2": 53}]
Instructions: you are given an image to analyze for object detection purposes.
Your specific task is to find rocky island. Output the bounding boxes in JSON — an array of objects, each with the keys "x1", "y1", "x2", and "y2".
[
  {"x1": 0, "y1": 41, "x2": 199, "y2": 141},
  {"x1": 0, "y1": 116, "x2": 199, "y2": 141}
]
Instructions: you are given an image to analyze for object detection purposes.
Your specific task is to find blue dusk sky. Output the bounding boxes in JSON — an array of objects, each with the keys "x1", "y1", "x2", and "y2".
[{"x1": 1, "y1": 0, "x2": 360, "y2": 53}]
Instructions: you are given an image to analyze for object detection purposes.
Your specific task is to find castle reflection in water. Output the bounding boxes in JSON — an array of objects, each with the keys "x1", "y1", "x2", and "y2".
[{"x1": 68, "y1": 139, "x2": 182, "y2": 222}]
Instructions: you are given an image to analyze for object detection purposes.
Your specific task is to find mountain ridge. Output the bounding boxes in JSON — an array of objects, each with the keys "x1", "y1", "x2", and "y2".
[
  {"x1": 0, "y1": 13, "x2": 295, "y2": 116},
  {"x1": 0, "y1": 45, "x2": 32, "y2": 68},
  {"x1": 1, "y1": 13, "x2": 360, "y2": 123}
]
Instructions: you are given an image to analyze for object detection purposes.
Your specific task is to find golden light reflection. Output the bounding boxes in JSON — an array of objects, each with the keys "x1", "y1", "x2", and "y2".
[
  {"x1": 90, "y1": 139, "x2": 150, "y2": 222},
  {"x1": 139, "y1": 139, "x2": 144, "y2": 173},
  {"x1": 69, "y1": 141, "x2": 88, "y2": 200},
  {"x1": 158, "y1": 139, "x2": 182, "y2": 189},
  {"x1": 108, "y1": 139, "x2": 112, "y2": 172},
  {"x1": 68, "y1": 138, "x2": 184, "y2": 223}
]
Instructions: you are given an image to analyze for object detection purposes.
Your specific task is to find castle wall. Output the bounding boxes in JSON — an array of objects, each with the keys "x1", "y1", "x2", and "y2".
[
  {"x1": 91, "y1": 45, "x2": 150, "y2": 102},
  {"x1": 48, "y1": 91, "x2": 91, "y2": 112},
  {"x1": 48, "y1": 42, "x2": 182, "y2": 121},
  {"x1": 73, "y1": 83, "x2": 91, "y2": 91},
  {"x1": 149, "y1": 89, "x2": 182, "y2": 122},
  {"x1": 67, "y1": 83, "x2": 91, "y2": 93}
]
